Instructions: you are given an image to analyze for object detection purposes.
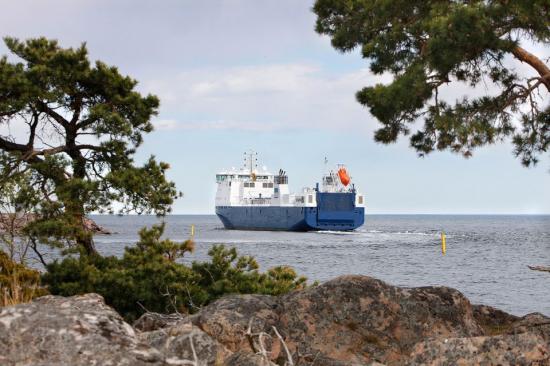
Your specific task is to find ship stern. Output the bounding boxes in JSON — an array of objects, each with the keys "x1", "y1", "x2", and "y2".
[{"x1": 304, "y1": 192, "x2": 365, "y2": 231}]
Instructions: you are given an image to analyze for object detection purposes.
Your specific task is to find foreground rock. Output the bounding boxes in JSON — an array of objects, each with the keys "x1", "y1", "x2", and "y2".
[
  {"x1": 407, "y1": 333, "x2": 549, "y2": 366},
  {"x1": 1, "y1": 276, "x2": 549, "y2": 365},
  {"x1": 179, "y1": 276, "x2": 549, "y2": 365},
  {"x1": 133, "y1": 311, "x2": 183, "y2": 332},
  {"x1": 277, "y1": 275, "x2": 484, "y2": 364},
  {"x1": 0, "y1": 294, "x2": 164, "y2": 365}
]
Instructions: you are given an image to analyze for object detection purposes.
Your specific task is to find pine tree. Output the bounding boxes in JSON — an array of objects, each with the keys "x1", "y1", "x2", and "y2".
[
  {"x1": 0, "y1": 37, "x2": 178, "y2": 255},
  {"x1": 314, "y1": 0, "x2": 549, "y2": 166}
]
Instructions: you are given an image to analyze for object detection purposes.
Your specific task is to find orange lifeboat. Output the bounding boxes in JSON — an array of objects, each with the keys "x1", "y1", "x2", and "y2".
[{"x1": 338, "y1": 167, "x2": 350, "y2": 186}]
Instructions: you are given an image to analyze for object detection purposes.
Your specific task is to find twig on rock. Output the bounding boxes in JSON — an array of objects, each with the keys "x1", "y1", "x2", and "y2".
[
  {"x1": 136, "y1": 301, "x2": 151, "y2": 313},
  {"x1": 162, "y1": 286, "x2": 185, "y2": 318},
  {"x1": 189, "y1": 335, "x2": 199, "y2": 366},
  {"x1": 272, "y1": 326, "x2": 294, "y2": 366},
  {"x1": 246, "y1": 318, "x2": 258, "y2": 353},
  {"x1": 245, "y1": 317, "x2": 273, "y2": 364},
  {"x1": 256, "y1": 331, "x2": 271, "y2": 359}
]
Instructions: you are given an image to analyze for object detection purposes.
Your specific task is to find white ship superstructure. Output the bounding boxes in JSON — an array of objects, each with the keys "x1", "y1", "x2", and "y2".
[{"x1": 215, "y1": 152, "x2": 364, "y2": 207}]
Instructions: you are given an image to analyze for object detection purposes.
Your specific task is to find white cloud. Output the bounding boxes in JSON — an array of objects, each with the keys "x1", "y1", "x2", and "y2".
[
  {"x1": 145, "y1": 63, "x2": 390, "y2": 133},
  {"x1": 153, "y1": 119, "x2": 179, "y2": 131},
  {"x1": 189, "y1": 64, "x2": 320, "y2": 96},
  {"x1": 153, "y1": 118, "x2": 275, "y2": 132},
  {"x1": 147, "y1": 45, "x2": 549, "y2": 136}
]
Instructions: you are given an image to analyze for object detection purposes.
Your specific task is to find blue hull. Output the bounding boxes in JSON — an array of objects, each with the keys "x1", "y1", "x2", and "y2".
[{"x1": 216, "y1": 192, "x2": 364, "y2": 231}]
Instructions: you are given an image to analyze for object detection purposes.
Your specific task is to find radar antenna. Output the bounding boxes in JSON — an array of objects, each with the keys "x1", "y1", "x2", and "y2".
[{"x1": 243, "y1": 150, "x2": 258, "y2": 175}]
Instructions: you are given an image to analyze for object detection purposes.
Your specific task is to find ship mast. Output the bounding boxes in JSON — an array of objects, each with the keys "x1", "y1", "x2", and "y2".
[{"x1": 244, "y1": 150, "x2": 258, "y2": 176}]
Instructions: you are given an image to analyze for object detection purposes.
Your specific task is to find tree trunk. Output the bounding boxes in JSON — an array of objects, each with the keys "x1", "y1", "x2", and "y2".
[
  {"x1": 512, "y1": 46, "x2": 550, "y2": 91},
  {"x1": 66, "y1": 129, "x2": 98, "y2": 257},
  {"x1": 64, "y1": 201, "x2": 98, "y2": 256},
  {"x1": 76, "y1": 219, "x2": 98, "y2": 256}
]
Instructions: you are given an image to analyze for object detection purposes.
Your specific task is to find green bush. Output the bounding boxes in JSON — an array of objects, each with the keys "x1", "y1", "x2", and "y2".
[
  {"x1": 43, "y1": 224, "x2": 309, "y2": 321},
  {"x1": 192, "y1": 245, "x2": 307, "y2": 298}
]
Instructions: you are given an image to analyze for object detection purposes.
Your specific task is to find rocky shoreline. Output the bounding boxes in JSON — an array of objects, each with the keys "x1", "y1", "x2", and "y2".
[
  {"x1": 0, "y1": 275, "x2": 548, "y2": 365},
  {"x1": 0, "y1": 214, "x2": 111, "y2": 235}
]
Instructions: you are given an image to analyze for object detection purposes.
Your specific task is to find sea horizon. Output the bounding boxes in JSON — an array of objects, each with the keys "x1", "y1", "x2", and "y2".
[{"x1": 91, "y1": 213, "x2": 550, "y2": 216}]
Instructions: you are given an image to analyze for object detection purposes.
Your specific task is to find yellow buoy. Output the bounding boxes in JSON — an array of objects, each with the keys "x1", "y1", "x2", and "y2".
[
  {"x1": 191, "y1": 224, "x2": 195, "y2": 238},
  {"x1": 441, "y1": 231, "x2": 446, "y2": 255}
]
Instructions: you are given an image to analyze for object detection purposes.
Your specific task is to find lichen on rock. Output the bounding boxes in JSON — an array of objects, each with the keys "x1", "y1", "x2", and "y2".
[{"x1": 0, "y1": 293, "x2": 164, "y2": 365}]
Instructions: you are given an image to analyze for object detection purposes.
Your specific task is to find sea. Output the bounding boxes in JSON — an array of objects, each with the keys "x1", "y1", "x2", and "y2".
[
  {"x1": 86, "y1": 215, "x2": 549, "y2": 316},
  {"x1": 8, "y1": 215, "x2": 528, "y2": 316}
]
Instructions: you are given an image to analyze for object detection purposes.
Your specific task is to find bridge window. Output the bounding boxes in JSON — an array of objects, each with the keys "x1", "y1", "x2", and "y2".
[{"x1": 216, "y1": 174, "x2": 229, "y2": 183}]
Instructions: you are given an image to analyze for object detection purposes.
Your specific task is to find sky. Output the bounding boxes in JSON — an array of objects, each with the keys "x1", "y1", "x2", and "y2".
[{"x1": 1, "y1": 0, "x2": 549, "y2": 214}]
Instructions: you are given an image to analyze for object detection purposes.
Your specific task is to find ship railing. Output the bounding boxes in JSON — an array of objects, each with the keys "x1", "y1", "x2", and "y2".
[
  {"x1": 320, "y1": 186, "x2": 356, "y2": 193},
  {"x1": 245, "y1": 198, "x2": 272, "y2": 205}
]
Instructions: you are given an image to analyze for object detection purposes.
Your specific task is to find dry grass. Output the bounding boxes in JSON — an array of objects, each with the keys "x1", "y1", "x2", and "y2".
[
  {"x1": 0, "y1": 250, "x2": 46, "y2": 307},
  {"x1": 1, "y1": 276, "x2": 36, "y2": 306}
]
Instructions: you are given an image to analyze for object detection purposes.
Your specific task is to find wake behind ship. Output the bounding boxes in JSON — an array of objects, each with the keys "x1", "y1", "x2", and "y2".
[{"x1": 215, "y1": 153, "x2": 365, "y2": 231}]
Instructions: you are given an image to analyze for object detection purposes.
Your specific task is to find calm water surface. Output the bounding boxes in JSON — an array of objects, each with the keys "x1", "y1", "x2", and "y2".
[{"x1": 89, "y1": 214, "x2": 550, "y2": 316}]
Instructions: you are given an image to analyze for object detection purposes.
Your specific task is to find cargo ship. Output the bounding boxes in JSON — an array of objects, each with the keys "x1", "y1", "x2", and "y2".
[{"x1": 215, "y1": 152, "x2": 365, "y2": 231}]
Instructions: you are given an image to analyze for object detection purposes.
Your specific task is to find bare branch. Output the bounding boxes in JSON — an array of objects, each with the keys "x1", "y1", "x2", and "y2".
[
  {"x1": 27, "y1": 109, "x2": 40, "y2": 147},
  {"x1": 0, "y1": 137, "x2": 29, "y2": 153},
  {"x1": 35, "y1": 101, "x2": 70, "y2": 128},
  {"x1": 30, "y1": 238, "x2": 48, "y2": 268},
  {"x1": 512, "y1": 46, "x2": 550, "y2": 91},
  {"x1": 74, "y1": 144, "x2": 102, "y2": 152}
]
